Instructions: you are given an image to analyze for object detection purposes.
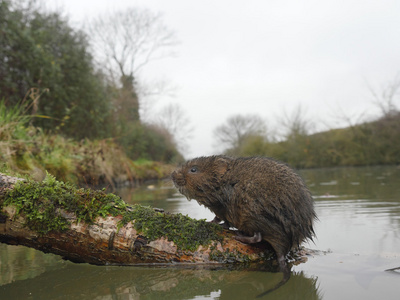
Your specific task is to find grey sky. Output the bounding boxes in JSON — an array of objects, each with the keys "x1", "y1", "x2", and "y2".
[{"x1": 54, "y1": 0, "x2": 400, "y2": 158}]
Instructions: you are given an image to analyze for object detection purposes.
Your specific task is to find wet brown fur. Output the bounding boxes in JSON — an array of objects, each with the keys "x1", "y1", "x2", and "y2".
[{"x1": 171, "y1": 155, "x2": 316, "y2": 268}]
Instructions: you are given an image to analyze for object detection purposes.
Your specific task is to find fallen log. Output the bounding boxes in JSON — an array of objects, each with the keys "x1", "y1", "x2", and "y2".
[{"x1": 0, "y1": 173, "x2": 309, "y2": 268}]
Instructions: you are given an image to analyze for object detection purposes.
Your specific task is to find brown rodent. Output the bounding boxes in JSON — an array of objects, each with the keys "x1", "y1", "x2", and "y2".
[{"x1": 171, "y1": 155, "x2": 317, "y2": 297}]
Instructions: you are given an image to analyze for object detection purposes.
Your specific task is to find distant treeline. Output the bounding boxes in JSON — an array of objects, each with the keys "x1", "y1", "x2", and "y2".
[
  {"x1": 0, "y1": 0, "x2": 182, "y2": 164},
  {"x1": 220, "y1": 111, "x2": 400, "y2": 169}
]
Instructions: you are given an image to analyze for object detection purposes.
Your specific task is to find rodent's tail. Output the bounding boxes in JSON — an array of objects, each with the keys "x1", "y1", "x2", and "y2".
[{"x1": 255, "y1": 257, "x2": 291, "y2": 298}]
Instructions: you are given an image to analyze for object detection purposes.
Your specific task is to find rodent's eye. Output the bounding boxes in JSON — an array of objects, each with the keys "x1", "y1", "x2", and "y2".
[{"x1": 189, "y1": 166, "x2": 198, "y2": 173}]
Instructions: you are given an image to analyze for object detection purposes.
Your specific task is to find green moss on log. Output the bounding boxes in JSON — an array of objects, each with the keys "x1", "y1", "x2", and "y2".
[
  {"x1": 2, "y1": 173, "x2": 126, "y2": 234},
  {"x1": 1, "y1": 174, "x2": 223, "y2": 251},
  {"x1": 121, "y1": 205, "x2": 224, "y2": 251}
]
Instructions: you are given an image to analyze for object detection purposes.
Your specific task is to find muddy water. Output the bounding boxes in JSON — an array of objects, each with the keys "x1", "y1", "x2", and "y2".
[{"x1": 1, "y1": 166, "x2": 399, "y2": 299}]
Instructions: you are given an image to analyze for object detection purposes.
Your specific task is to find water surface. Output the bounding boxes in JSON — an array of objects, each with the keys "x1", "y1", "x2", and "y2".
[{"x1": 1, "y1": 166, "x2": 399, "y2": 299}]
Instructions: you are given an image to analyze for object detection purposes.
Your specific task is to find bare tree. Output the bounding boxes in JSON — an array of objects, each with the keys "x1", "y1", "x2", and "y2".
[
  {"x1": 138, "y1": 78, "x2": 177, "y2": 121},
  {"x1": 367, "y1": 73, "x2": 400, "y2": 117},
  {"x1": 88, "y1": 7, "x2": 178, "y2": 83},
  {"x1": 280, "y1": 104, "x2": 313, "y2": 140},
  {"x1": 155, "y1": 103, "x2": 193, "y2": 154},
  {"x1": 87, "y1": 7, "x2": 178, "y2": 123},
  {"x1": 214, "y1": 114, "x2": 267, "y2": 153}
]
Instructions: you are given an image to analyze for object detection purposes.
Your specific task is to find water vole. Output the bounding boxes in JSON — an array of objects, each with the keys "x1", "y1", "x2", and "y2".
[{"x1": 171, "y1": 155, "x2": 317, "y2": 296}]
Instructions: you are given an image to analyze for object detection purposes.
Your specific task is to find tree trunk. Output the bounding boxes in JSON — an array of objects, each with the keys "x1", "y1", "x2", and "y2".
[{"x1": 0, "y1": 173, "x2": 309, "y2": 267}]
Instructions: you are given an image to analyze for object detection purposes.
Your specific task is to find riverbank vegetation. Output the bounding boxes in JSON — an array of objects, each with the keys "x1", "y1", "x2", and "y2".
[
  {"x1": 215, "y1": 105, "x2": 400, "y2": 169},
  {"x1": 0, "y1": 100, "x2": 173, "y2": 185},
  {"x1": 0, "y1": 0, "x2": 182, "y2": 184}
]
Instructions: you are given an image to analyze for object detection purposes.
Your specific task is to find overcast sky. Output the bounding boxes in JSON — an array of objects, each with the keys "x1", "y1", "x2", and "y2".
[{"x1": 53, "y1": 0, "x2": 400, "y2": 158}]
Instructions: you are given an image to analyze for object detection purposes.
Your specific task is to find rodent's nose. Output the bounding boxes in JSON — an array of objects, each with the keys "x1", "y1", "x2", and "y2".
[{"x1": 171, "y1": 171, "x2": 185, "y2": 186}]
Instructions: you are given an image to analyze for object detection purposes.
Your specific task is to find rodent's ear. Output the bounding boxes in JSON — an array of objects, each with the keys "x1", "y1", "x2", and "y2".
[{"x1": 215, "y1": 157, "x2": 230, "y2": 178}]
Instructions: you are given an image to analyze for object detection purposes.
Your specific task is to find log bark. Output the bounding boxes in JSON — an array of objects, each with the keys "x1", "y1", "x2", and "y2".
[{"x1": 0, "y1": 173, "x2": 309, "y2": 268}]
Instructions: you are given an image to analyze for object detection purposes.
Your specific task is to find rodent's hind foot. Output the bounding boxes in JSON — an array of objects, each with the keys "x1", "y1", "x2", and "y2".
[{"x1": 234, "y1": 231, "x2": 262, "y2": 244}]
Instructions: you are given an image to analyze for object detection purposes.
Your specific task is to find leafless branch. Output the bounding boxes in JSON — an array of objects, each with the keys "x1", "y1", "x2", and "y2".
[
  {"x1": 87, "y1": 8, "x2": 178, "y2": 83},
  {"x1": 366, "y1": 73, "x2": 400, "y2": 117},
  {"x1": 214, "y1": 114, "x2": 267, "y2": 152}
]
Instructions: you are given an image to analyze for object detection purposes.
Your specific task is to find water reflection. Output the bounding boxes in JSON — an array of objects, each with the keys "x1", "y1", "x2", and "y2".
[
  {"x1": 0, "y1": 263, "x2": 321, "y2": 300},
  {"x1": 300, "y1": 165, "x2": 400, "y2": 201},
  {"x1": 116, "y1": 179, "x2": 177, "y2": 209},
  {"x1": 298, "y1": 166, "x2": 400, "y2": 259},
  {"x1": 116, "y1": 179, "x2": 216, "y2": 220},
  {"x1": 0, "y1": 244, "x2": 66, "y2": 285}
]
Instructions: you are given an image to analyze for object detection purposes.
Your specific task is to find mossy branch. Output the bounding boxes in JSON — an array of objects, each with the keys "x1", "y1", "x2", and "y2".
[{"x1": 0, "y1": 173, "x2": 308, "y2": 267}]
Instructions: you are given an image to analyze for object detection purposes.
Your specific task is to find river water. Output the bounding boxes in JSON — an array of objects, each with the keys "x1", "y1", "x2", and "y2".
[{"x1": 1, "y1": 165, "x2": 399, "y2": 299}]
